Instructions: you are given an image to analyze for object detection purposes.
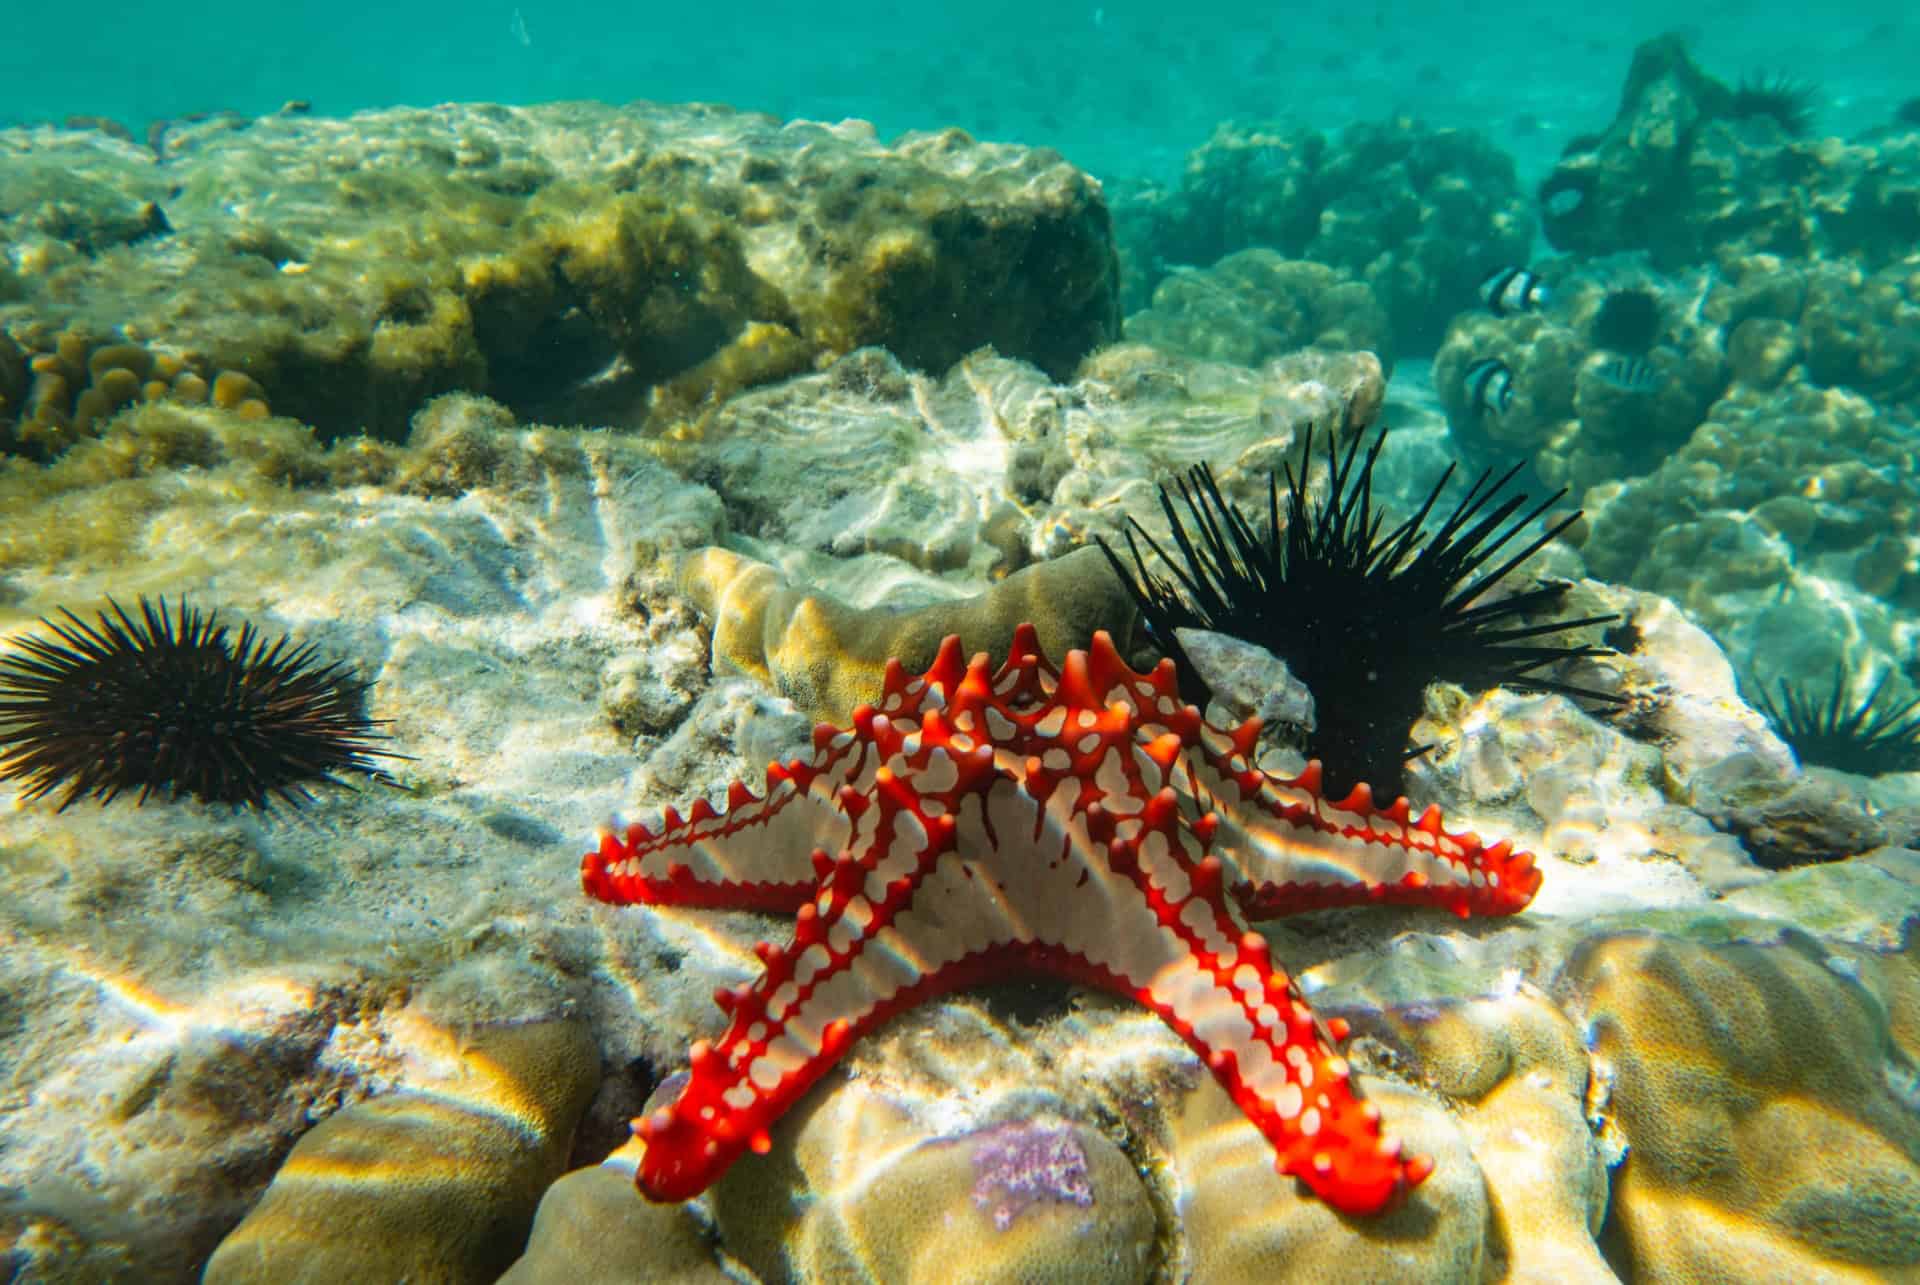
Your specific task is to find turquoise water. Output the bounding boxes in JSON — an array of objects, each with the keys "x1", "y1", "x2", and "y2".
[{"x1": 6, "y1": 1, "x2": 1916, "y2": 180}]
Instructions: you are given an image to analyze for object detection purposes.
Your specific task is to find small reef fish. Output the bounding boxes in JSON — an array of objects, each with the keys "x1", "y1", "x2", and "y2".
[
  {"x1": 1591, "y1": 355, "x2": 1661, "y2": 393},
  {"x1": 1466, "y1": 357, "x2": 1514, "y2": 416},
  {"x1": 1480, "y1": 266, "x2": 1550, "y2": 317}
]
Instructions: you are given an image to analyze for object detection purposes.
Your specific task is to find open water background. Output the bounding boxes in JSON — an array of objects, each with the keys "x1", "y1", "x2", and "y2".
[{"x1": 3, "y1": 0, "x2": 1915, "y2": 186}]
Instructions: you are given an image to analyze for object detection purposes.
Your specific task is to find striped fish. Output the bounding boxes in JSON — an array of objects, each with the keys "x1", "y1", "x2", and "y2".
[
  {"x1": 1590, "y1": 355, "x2": 1660, "y2": 393},
  {"x1": 1480, "y1": 266, "x2": 1550, "y2": 317},
  {"x1": 1465, "y1": 357, "x2": 1514, "y2": 416}
]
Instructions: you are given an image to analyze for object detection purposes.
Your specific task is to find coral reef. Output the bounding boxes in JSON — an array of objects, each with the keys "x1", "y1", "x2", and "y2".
[
  {"x1": 1113, "y1": 115, "x2": 1533, "y2": 354},
  {"x1": 3, "y1": 368, "x2": 1919, "y2": 1276},
  {"x1": 204, "y1": 1017, "x2": 600, "y2": 1283},
  {"x1": 1539, "y1": 35, "x2": 1920, "y2": 270},
  {"x1": 1433, "y1": 264, "x2": 1730, "y2": 492},
  {"x1": 0, "y1": 102, "x2": 1119, "y2": 445},
  {"x1": 4, "y1": 61, "x2": 1920, "y2": 1270},
  {"x1": 0, "y1": 328, "x2": 270, "y2": 459},
  {"x1": 1567, "y1": 925, "x2": 1920, "y2": 1280},
  {"x1": 1122, "y1": 249, "x2": 1392, "y2": 370}
]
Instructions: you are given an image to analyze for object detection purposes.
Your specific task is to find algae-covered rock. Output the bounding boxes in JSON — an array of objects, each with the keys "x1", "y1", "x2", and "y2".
[
  {"x1": 204, "y1": 1016, "x2": 600, "y2": 1284},
  {"x1": 0, "y1": 102, "x2": 1119, "y2": 447}
]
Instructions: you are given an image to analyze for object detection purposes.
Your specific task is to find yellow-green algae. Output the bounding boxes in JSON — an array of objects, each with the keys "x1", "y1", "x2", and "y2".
[{"x1": 1, "y1": 103, "x2": 1119, "y2": 449}]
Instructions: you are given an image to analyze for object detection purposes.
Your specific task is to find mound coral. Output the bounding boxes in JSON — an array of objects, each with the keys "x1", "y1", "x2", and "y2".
[{"x1": 0, "y1": 329, "x2": 269, "y2": 458}]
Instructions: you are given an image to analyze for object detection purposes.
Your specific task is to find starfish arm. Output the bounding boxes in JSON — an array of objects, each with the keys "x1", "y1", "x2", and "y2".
[
  {"x1": 1051, "y1": 784, "x2": 1431, "y2": 1215},
  {"x1": 630, "y1": 718, "x2": 1008, "y2": 1202},
  {"x1": 582, "y1": 723, "x2": 878, "y2": 911},
  {"x1": 631, "y1": 739, "x2": 1427, "y2": 1214},
  {"x1": 1184, "y1": 731, "x2": 1541, "y2": 920}
]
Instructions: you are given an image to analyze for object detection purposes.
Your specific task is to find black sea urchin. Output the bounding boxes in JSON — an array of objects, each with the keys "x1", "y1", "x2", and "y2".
[
  {"x1": 0, "y1": 597, "x2": 401, "y2": 810},
  {"x1": 1589, "y1": 286, "x2": 1664, "y2": 356},
  {"x1": 1750, "y1": 665, "x2": 1920, "y2": 776},
  {"x1": 1729, "y1": 73, "x2": 1819, "y2": 137},
  {"x1": 1095, "y1": 426, "x2": 1622, "y2": 798}
]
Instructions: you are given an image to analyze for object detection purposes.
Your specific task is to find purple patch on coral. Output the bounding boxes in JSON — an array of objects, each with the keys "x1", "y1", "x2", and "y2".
[{"x1": 969, "y1": 1120, "x2": 1094, "y2": 1231}]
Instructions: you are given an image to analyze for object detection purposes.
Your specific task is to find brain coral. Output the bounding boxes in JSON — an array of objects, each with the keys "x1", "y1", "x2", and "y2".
[{"x1": 1566, "y1": 927, "x2": 1920, "y2": 1280}]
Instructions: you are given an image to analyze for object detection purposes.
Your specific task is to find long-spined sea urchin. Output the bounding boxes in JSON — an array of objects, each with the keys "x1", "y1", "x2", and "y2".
[
  {"x1": 1095, "y1": 425, "x2": 1623, "y2": 798},
  {"x1": 0, "y1": 596, "x2": 402, "y2": 811},
  {"x1": 1728, "y1": 72, "x2": 1819, "y2": 137},
  {"x1": 1749, "y1": 664, "x2": 1920, "y2": 776}
]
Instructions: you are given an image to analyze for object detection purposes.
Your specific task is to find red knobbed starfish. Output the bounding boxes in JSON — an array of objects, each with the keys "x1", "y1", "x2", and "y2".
[{"x1": 583, "y1": 625, "x2": 1540, "y2": 1215}]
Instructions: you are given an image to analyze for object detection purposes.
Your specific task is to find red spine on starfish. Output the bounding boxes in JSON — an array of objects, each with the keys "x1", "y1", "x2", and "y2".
[{"x1": 584, "y1": 624, "x2": 1541, "y2": 1215}]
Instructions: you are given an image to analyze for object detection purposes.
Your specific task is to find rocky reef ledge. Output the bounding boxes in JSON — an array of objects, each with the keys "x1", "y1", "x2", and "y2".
[{"x1": 0, "y1": 99, "x2": 1120, "y2": 451}]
